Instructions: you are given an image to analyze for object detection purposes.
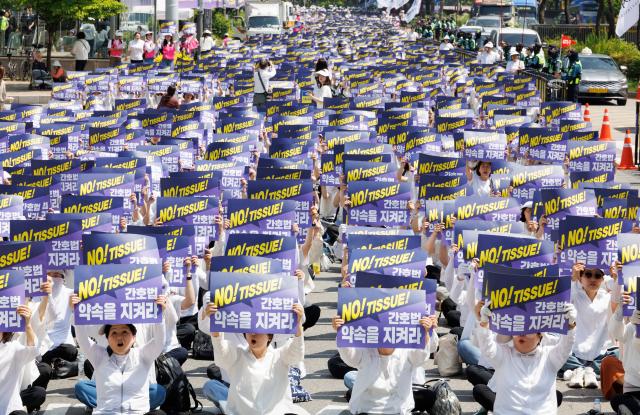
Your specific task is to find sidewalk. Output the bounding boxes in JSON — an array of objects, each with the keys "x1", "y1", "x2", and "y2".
[{"x1": 6, "y1": 80, "x2": 52, "y2": 105}]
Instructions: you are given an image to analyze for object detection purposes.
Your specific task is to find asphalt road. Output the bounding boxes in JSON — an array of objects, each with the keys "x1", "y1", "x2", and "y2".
[{"x1": 11, "y1": 92, "x2": 640, "y2": 415}]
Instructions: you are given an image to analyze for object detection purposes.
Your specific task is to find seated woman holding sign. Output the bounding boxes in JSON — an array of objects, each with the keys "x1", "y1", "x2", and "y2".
[
  {"x1": 475, "y1": 300, "x2": 577, "y2": 415},
  {"x1": 562, "y1": 263, "x2": 618, "y2": 388},
  {"x1": 202, "y1": 302, "x2": 308, "y2": 415},
  {"x1": 331, "y1": 314, "x2": 439, "y2": 414},
  {"x1": 71, "y1": 294, "x2": 168, "y2": 415},
  {"x1": 1, "y1": 305, "x2": 37, "y2": 415}
]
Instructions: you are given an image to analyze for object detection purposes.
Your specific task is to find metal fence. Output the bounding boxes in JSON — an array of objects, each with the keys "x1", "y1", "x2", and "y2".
[{"x1": 532, "y1": 24, "x2": 639, "y2": 44}]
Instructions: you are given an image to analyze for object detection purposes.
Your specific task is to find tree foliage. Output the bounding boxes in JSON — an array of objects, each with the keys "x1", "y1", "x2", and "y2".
[{"x1": 22, "y1": 0, "x2": 126, "y2": 68}]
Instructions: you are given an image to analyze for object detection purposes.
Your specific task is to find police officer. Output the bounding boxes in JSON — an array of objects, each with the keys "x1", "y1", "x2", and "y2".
[
  {"x1": 544, "y1": 46, "x2": 563, "y2": 79},
  {"x1": 564, "y1": 50, "x2": 582, "y2": 102}
]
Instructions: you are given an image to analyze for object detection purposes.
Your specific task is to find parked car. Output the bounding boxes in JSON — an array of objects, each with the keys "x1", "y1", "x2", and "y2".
[{"x1": 573, "y1": 53, "x2": 628, "y2": 105}]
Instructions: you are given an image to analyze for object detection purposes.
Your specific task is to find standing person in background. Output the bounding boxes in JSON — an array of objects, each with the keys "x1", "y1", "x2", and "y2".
[
  {"x1": 71, "y1": 32, "x2": 90, "y2": 71},
  {"x1": 128, "y1": 31, "x2": 144, "y2": 64},
  {"x1": 79, "y1": 21, "x2": 97, "y2": 58},
  {"x1": 564, "y1": 50, "x2": 582, "y2": 103},
  {"x1": 20, "y1": 5, "x2": 36, "y2": 49},
  {"x1": 5, "y1": 10, "x2": 16, "y2": 52},
  {"x1": 309, "y1": 68, "x2": 333, "y2": 108},
  {"x1": 0, "y1": 10, "x2": 8, "y2": 54},
  {"x1": 0, "y1": 66, "x2": 7, "y2": 109},
  {"x1": 545, "y1": 46, "x2": 563, "y2": 78},
  {"x1": 107, "y1": 31, "x2": 125, "y2": 66},
  {"x1": 143, "y1": 31, "x2": 156, "y2": 64},
  {"x1": 200, "y1": 29, "x2": 214, "y2": 54},
  {"x1": 94, "y1": 25, "x2": 109, "y2": 58},
  {"x1": 253, "y1": 58, "x2": 276, "y2": 110},
  {"x1": 439, "y1": 35, "x2": 453, "y2": 51},
  {"x1": 160, "y1": 33, "x2": 176, "y2": 69}
]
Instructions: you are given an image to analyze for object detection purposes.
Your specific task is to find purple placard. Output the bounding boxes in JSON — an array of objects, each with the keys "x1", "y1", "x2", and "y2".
[
  {"x1": 77, "y1": 173, "x2": 134, "y2": 211},
  {"x1": 0, "y1": 195, "x2": 24, "y2": 237},
  {"x1": 354, "y1": 272, "x2": 437, "y2": 315},
  {"x1": 477, "y1": 232, "x2": 555, "y2": 290},
  {"x1": 484, "y1": 273, "x2": 571, "y2": 335},
  {"x1": 155, "y1": 197, "x2": 219, "y2": 255},
  {"x1": 227, "y1": 199, "x2": 296, "y2": 237},
  {"x1": 82, "y1": 233, "x2": 160, "y2": 266},
  {"x1": 209, "y1": 272, "x2": 299, "y2": 334},
  {"x1": 617, "y1": 233, "x2": 640, "y2": 316},
  {"x1": 348, "y1": 248, "x2": 428, "y2": 283},
  {"x1": 0, "y1": 241, "x2": 47, "y2": 296},
  {"x1": 225, "y1": 233, "x2": 297, "y2": 276},
  {"x1": 347, "y1": 181, "x2": 411, "y2": 226},
  {"x1": 73, "y1": 264, "x2": 163, "y2": 325},
  {"x1": 337, "y1": 287, "x2": 427, "y2": 349},
  {"x1": 10, "y1": 220, "x2": 82, "y2": 271},
  {"x1": 559, "y1": 216, "x2": 633, "y2": 276},
  {"x1": 0, "y1": 269, "x2": 25, "y2": 332}
]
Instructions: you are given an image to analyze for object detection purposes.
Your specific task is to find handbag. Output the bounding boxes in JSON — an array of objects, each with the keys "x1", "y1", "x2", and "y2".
[
  {"x1": 52, "y1": 358, "x2": 79, "y2": 379},
  {"x1": 433, "y1": 333, "x2": 462, "y2": 376},
  {"x1": 257, "y1": 70, "x2": 272, "y2": 99}
]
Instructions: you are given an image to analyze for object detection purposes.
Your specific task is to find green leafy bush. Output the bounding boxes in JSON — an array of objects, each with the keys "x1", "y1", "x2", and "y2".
[{"x1": 211, "y1": 11, "x2": 230, "y2": 38}]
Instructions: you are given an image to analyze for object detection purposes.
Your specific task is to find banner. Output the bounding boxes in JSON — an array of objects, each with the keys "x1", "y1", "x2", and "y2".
[
  {"x1": 337, "y1": 287, "x2": 427, "y2": 348},
  {"x1": 0, "y1": 269, "x2": 25, "y2": 332},
  {"x1": 209, "y1": 272, "x2": 299, "y2": 334},
  {"x1": 74, "y1": 264, "x2": 163, "y2": 325},
  {"x1": 616, "y1": 0, "x2": 640, "y2": 37},
  {"x1": 484, "y1": 272, "x2": 571, "y2": 335}
]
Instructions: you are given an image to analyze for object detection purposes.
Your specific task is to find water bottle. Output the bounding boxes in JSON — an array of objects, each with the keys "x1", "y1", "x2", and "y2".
[
  {"x1": 77, "y1": 351, "x2": 86, "y2": 377},
  {"x1": 593, "y1": 398, "x2": 601, "y2": 413}
]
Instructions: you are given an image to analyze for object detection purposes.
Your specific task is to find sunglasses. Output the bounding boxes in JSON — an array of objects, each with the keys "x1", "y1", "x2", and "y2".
[{"x1": 581, "y1": 270, "x2": 604, "y2": 280}]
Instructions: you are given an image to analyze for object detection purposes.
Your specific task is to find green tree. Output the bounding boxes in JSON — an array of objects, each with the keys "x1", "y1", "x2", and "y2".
[{"x1": 26, "y1": 0, "x2": 126, "y2": 68}]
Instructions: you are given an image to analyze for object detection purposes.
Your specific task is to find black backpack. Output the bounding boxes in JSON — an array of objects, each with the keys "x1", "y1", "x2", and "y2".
[
  {"x1": 192, "y1": 330, "x2": 214, "y2": 360},
  {"x1": 155, "y1": 354, "x2": 203, "y2": 414}
]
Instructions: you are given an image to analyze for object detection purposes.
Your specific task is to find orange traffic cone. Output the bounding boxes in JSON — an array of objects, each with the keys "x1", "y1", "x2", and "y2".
[
  {"x1": 583, "y1": 103, "x2": 591, "y2": 123},
  {"x1": 599, "y1": 108, "x2": 613, "y2": 141},
  {"x1": 618, "y1": 130, "x2": 636, "y2": 170}
]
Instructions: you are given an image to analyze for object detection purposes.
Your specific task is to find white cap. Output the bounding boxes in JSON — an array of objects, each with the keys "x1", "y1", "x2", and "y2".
[
  {"x1": 443, "y1": 35, "x2": 450, "y2": 40},
  {"x1": 145, "y1": 31, "x2": 153, "y2": 35},
  {"x1": 485, "y1": 41, "x2": 494, "y2": 48},
  {"x1": 52, "y1": 60, "x2": 62, "y2": 67},
  {"x1": 510, "y1": 49, "x2": 519, "y2": 56},
  {"x1": 522, "y1": 201, "x2": 533, "y2": 209},
  {"x1": 203, "y1": 29, "x2": 212, "y2": 34},
  {"x1": 115, "y1": 30, "x2": 123, "y2": 36},
  {"x1": 315, "y1": 69, "x2": 331, "y2": 78}
]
